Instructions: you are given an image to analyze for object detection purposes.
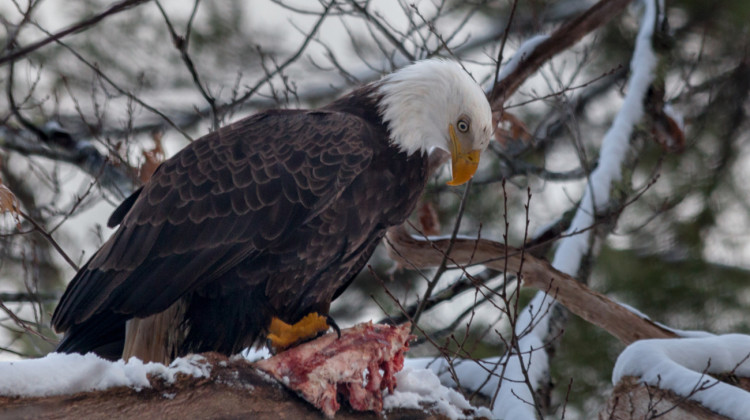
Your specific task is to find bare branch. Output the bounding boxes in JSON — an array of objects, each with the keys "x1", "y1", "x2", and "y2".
[
  {"x1": 222, "y1": 1, "x2": 333, "y2": 114},
  {"x1": 385, "y1": 226, "x2": 677, "y2": 344},
  {"x1": 346, "y1": 0, "x2": 415, "y2": 61},
  {"x1": 488, "y1": 0, "x2": 633, "y2": 109},
  {"x1": 0, "y1": 0, "x2": 152, "y2": 67},
  {"x1": 0, "y1": 125, "x2": 135, "y2": 200},
  {"x1": 0, "y1": 292, "x2": 58, "y2": 303},
  {"x1": 154, "y1": 0, "x2": 218, "y2": 130}
]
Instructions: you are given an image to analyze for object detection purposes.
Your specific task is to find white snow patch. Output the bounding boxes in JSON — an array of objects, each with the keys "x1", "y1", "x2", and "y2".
[
  {"x1": 240, "y1": 346, "x2": 271, "y2": 362},
  {"x1": 468, "y1": 291, "x2": 554, "y2": 419},
  {"x1": 493, "y1": 35, "x2": 550, "y2": 85},
  {"x1": 0, "y1": 353, "x2": 211, "y2": 398},
  {"x1": 402, "y1": 307, "x2": 550, "y2": 419},
  {"x1": 551, "y1": 0, "x2": 662, "y2": 276},
  {"x1": 385, "y1": 367, "x2": 492, "y2": 420},
  {"x1": 613, "y1": 334, "x2": 750, "y2": 419},
  {"x1": 616, "y1": 301, "x2": 716, "y2": 338},
  {"x1": 663, "y1": 103, "x2": 685, "y2": 130}
]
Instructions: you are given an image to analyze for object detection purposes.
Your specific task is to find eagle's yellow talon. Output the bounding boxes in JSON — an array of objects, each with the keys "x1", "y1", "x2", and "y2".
[{"x1": 267, "y1": 312, "x2": 330, "y2": 351}]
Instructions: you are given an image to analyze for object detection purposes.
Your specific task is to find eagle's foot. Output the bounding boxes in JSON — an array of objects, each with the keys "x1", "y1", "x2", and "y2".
[
  {"x1": 267, "y1": 312, "x2": 332, "y2": 352},
  {"x1": 325, "y1": 314, "x2": 341, "y2": 339}
]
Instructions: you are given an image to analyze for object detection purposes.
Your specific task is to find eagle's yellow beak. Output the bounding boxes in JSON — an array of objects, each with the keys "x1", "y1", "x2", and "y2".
[{"x1": 447, "y1": 124, "x2": 481, "y2": 186}]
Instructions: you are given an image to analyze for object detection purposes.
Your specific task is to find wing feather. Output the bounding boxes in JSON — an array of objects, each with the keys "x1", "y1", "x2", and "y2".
[{"x1": 52, "y1": 110, "x2": 375, "y2": 332}]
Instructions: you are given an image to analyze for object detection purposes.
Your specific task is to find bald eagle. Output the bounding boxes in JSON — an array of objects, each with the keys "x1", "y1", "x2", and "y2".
[{"x1": 52, "y1": 59, "x2": 493, "y2": 363}]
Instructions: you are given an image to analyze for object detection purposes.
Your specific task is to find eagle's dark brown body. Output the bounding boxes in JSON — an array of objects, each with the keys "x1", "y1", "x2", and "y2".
[{"x1": 52, "y1": 86, "x2": 429, "y2": 361}]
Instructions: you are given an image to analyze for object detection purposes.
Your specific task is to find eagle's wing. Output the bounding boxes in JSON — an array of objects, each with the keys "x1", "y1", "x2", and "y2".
[{"x1": 52, "y1": 110, "x2": 375, "y2": 332}]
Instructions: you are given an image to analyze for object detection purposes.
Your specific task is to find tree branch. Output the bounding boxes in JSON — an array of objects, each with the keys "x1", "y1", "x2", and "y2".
[
  {"x1": 0, "y1": 0, "x2": 152, "y2": 67},
  {"x1": 384, "y1": 225, "x2": 677, "y2": 345},
  {"x1": 488, "y1": 0, "x2": 633, "y2": 109},
  {"x1": 0, "y1": 125, "x2": 136, "y2": 200}
]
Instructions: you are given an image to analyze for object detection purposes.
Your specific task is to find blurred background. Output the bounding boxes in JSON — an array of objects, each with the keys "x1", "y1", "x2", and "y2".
[{"x1": 1, "y1": 0, "x2": 748, "y2": 417}]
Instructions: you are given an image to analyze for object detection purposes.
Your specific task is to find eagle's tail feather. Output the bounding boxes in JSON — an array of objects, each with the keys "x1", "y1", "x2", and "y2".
[{"x1": 54, "y1": 312, "x2": 126, "y2": 361}]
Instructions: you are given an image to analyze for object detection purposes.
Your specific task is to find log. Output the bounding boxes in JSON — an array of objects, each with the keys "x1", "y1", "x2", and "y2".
[
  {"x1": 0, "y1": 353, "x2": 451, "y2": 420},
  {"x1": 599, "y1": 376, "x2": 742, "y2": 420}
]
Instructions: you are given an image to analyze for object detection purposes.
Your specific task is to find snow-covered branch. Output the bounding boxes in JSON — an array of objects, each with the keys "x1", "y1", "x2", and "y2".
[
  {"x1": 387, "y1": 0, "x2": 666, "y2": 418},
  {"x1": 493, "y1": 0, "x2": 662, "y2": 417},
  {"x1": 612, "y1": 335, "x2": 750, "y2": 419},
  {"x1": 488, "y1": 0, "x2": 634, "y2": 107}
]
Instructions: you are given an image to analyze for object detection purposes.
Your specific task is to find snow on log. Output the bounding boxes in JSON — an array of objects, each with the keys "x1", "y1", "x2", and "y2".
[
  {"x1": 0, "y1": 323, "x2": 499, "y2": 419},
  {"x1": 0, "y1": 353, "x2": 211, "y2": 397},
  {"x1": 384, "y1": 367, "x2": 493, "y2": 419},
  {"x1": 610, "y1": 334, "x2": 750, "y2": 419},
  {"x1": 255, "y1": 322, "x2": 412, "y2": 418},
  {"x1": 601, "y1": 376, "x2": 740, "y2": 420}
]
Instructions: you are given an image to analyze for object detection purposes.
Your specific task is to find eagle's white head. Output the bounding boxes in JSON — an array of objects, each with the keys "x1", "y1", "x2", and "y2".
[{"x1": 375, "y1": 59, "x2": 493, "y2": 185}]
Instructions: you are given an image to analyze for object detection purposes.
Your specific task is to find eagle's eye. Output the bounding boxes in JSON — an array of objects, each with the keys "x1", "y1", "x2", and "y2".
[{"x1": 457, "y1": 119, "x2": 470, "y2": 133}]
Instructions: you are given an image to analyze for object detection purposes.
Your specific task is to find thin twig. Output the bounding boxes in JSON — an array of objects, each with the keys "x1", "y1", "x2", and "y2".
[
  {"x1": 0, "y1": 0, "x2": 152, "y2": 67},
  {"x1": 488, "y1": 0, "x2": 633, "y2": 108},
  {"x1": 154, "y1": 0, "x2": 218, "y2": 129},
  {"x1": 412, "y1": 179, "x2": 474, "y2": 326},
  {"x1": 18, "y1": 210, "x2": 78, "y2": 271},
  {"x1": 222, "y1": 1, "x2": 333, "y2": 113},
  {"x1": 346, "y1": 0, "x2": 415, "y2": 62},
  {"x1": 493, "y1": 0, "x2": 520, "y2": 88}
]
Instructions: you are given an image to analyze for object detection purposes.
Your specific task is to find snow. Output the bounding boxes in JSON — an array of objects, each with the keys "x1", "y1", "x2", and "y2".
[
  {"x1": 240, "y1": 346, "x2": 271, "y2": 362},
  {"x1": 490, "y1": 1, "x2": 664, "y2": 418},
  {"x1": 401, "y1": 2, "x2": 665, "y2": 415},
  {"x1": 0, "y1": 353, "x2": 210, "y2": 397},
  {"x1": 663, "y1": 103, "x2": 685, "y2": 130},
  {"x1": 551, "y1": 0, "x2": 661, "y2": 275},
  {"x1": 613, "y1": 334, "x2": 750, "y2": 419},
  {"x1": 616, "y1": 300, "x2": 716, "y2": 338},
  {"x1": 5, "y1": 336, "x2": 748, "y2": 419},
  {"x1": 493, "y1": 35, "x2": 550, "y2": 85},
  {"x1": 0, "y1": 349, "x2": 491, "y2": 419},
  {"x1": 402, "y1": 318, "x2": 550, "y2": 419},
  {"x1": 385, "y1": 366, "x2": 493, "y2": 420}
]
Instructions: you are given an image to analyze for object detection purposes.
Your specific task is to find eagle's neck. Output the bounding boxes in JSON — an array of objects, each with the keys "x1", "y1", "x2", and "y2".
[
  {"x1": 325, "y1": 81, "x2": 442, "y2": 157},
  {"x1": 323, "y1": 85, "x2": 385, "y2": 130}
]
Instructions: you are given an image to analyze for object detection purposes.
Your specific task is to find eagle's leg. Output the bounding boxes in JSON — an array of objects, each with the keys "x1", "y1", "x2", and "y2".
[{"x1": 267, "y1": 312, "x2": 333, "y2": 351}]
